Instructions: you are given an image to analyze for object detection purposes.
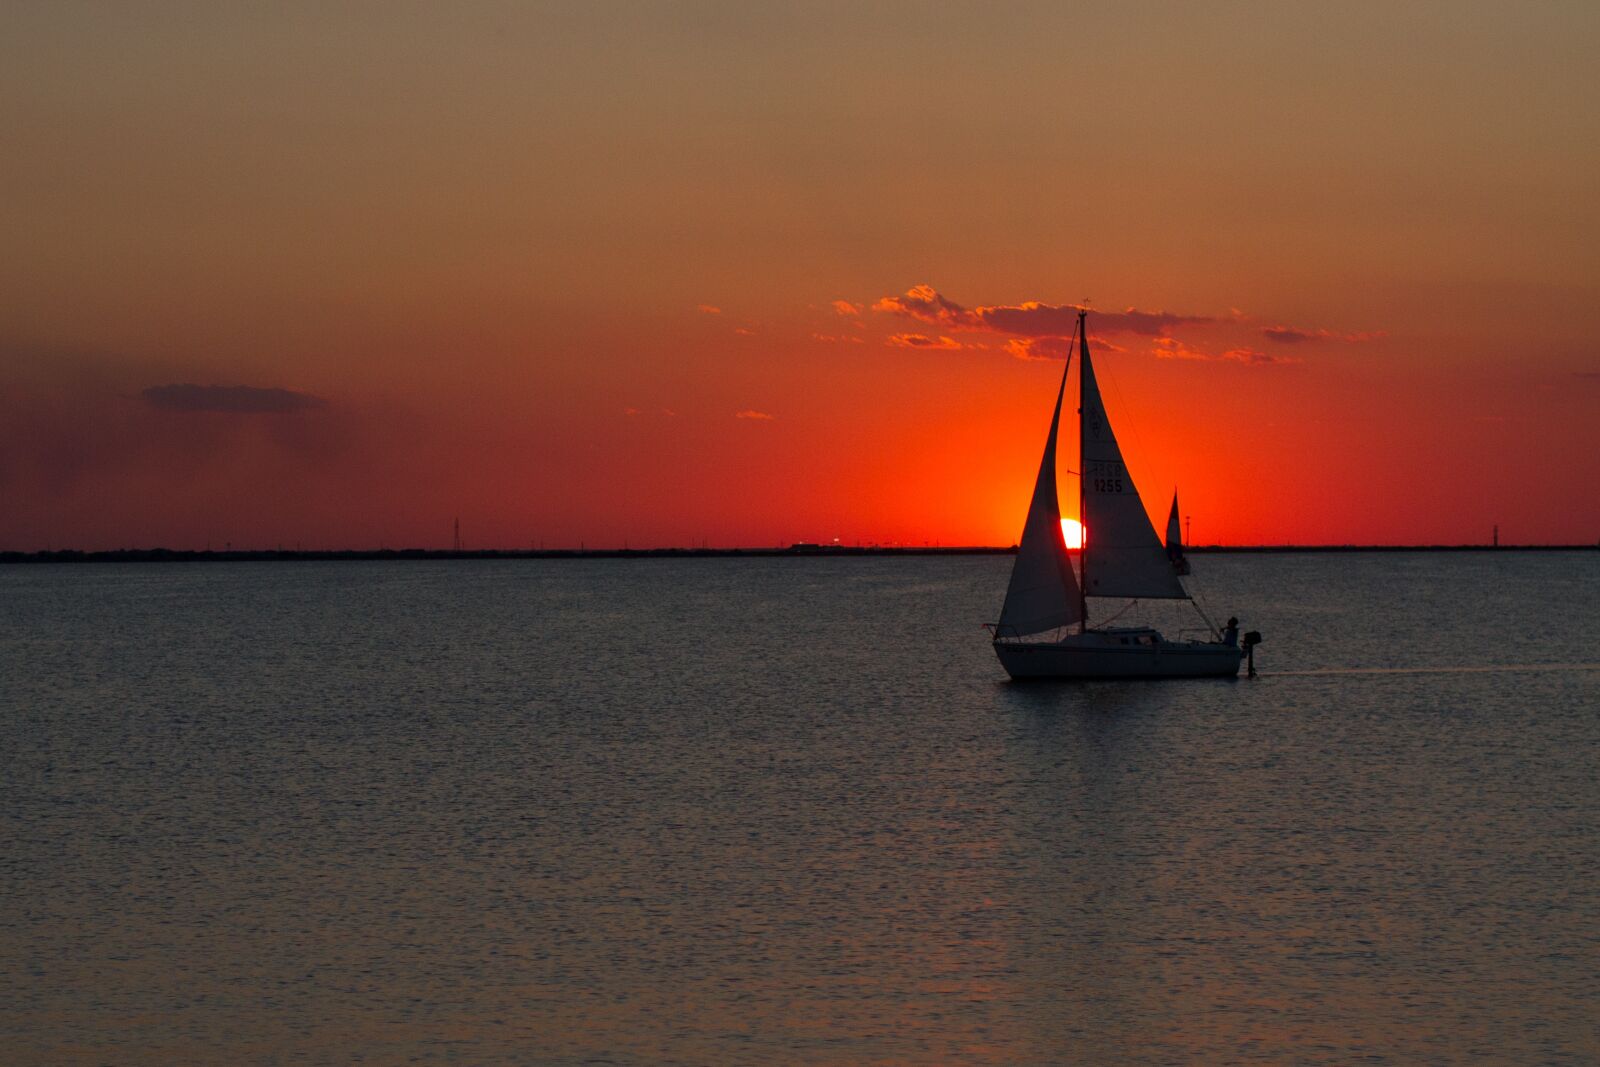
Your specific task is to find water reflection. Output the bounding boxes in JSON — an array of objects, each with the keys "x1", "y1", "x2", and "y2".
[
  {"x1": 996, "y1": 664, "x2": 1599, "y2": 1063},
  {"x1": 2, "y1": 556, "x2": 1595, "y2": 1063}
]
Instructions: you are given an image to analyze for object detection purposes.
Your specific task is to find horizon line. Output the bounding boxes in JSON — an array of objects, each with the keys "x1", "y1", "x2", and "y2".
[{"x1": 3, "y1": 543, "x2": 1597, "y2": 564}]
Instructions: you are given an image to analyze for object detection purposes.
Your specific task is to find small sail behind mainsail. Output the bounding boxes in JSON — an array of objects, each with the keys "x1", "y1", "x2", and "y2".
[
  {"x1": 1080, "y1": 334, "x2": 1189, "y2": 599},
  {"x1": 1166, "y1": 490, "x2": 1190, "y2": 575},
  {"x1": 997, "y1": 357, "x2": 1082, "y2": 636}
]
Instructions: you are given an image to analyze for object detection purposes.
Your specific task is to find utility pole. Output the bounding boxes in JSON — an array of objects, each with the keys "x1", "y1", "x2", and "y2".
[
  {"x1": 1185, "y1": 515, "x2": 1191, "y2": 546},
  {"x1": 1493, "y1": 523, "x2": 1498, "y2": 548},
  {"x1": 453, "y1": 517, "x2": 461, "y2": 552}
]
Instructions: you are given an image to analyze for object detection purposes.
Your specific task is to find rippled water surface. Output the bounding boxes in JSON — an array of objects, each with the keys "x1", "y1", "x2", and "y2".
[{"x1": 3, "y1": 553, "x2": 1597, "y2": 1064}]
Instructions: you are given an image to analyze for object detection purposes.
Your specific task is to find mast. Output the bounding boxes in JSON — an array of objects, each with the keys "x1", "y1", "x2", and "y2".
[{"x1": 1077, "y1": 308, "x2": 1089, "y2": 632}]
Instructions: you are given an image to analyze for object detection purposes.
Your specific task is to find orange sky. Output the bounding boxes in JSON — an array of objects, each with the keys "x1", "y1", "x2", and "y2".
[{"x1": 3, "y1": 3, "x2": 1598, "y2": 549}]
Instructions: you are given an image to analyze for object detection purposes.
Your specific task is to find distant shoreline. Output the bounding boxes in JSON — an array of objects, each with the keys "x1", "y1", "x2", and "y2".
[{"x1": 2, "y1": 544, "x2": 1595, "y2": 564}]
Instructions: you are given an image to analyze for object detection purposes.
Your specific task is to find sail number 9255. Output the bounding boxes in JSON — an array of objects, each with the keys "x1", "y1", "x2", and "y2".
[{"x1": 1087, "y1": 462, "x2": 1126, "y2": 493}]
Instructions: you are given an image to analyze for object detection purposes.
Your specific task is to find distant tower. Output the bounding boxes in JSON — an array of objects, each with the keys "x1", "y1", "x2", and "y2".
[
  {"x1": 453, "y1": 517, "x2": 461, "y2": 552},
  {"x1": 1185, "y1": 515, "x2": 1191, "y2": 546}
]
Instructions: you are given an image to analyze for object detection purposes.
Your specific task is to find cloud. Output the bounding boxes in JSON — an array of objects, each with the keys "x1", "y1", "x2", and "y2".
[
  {"x1": 831, "y1": 299, "x2": 862, "y2": 316},
  {"x1": 697, "y1": 304, "x2": 722, "y2": 314},
  {"x1": 1223, "y1": 348, "x2": 1298, "y2": 365},
  {"x1": 1261, "y1": 325, "x2": 1385, "y2": 345},
  {"x1": 1151, "y1": 338, "x2": 1298, "y2": 365},
  {"x1": 872, "y1": 285, "x2": 971, "y2": 328},
  {"x1": 869, "y1": 285, "x2": 1325, "y2": 369},
  {"x1": 141, "y1": 384, "x2": 327, "y2": 414},
  {"x1": 887, "y1": 333, "x2": 965, "y2": 350},
  {"x1": 872, "y1": 285, "x2": 1216, "y2": 338},
  {"x1": 986, "y1": 303, "x2": 1216, "y2": 337},
  {"x1": 0, "y1": 368, "x2": 371, "y2": 517},
  {"x1": 1151, "y1": 337, "x2": 1212, "y2": 362},
  {"x1": 734, "y1": 327, "x2": 755, "y2": 336},
  {"x1": 1260, "y1": 327, "x2": 1317, "y2": 344},
  {"x1": 812, "y1": 333, "x2": 865, "y2": 344},
  {"x1": 735, "y1": 409, "x2": 775, "y2": 420},
  {"x1": 1004, "y1": 337, "x2": 1069, "y2": 361}
]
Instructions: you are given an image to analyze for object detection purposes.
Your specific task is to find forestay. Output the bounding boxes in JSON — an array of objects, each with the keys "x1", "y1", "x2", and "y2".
[
  {"x1": 1079, "y1": 333, "x2": 1189, "y2": 599},
  {"x1": 997, "y1": 355, "x2": 1083, "y2": 636}
]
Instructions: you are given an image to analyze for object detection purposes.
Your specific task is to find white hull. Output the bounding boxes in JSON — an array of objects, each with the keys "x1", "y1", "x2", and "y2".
[{"x1": 994, "y1": 628, "x2": 1243, "y2": 680}]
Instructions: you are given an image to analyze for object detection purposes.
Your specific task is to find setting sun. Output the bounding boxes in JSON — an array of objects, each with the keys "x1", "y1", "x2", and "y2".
[{"x1": 1060, "y1": 518, "x2": 1084, "y2": 550}]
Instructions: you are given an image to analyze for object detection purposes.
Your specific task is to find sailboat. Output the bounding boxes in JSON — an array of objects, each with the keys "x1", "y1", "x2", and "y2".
[
  {"x1": 1166, "y1": 491, "x2": 1190, "y2": 575},
  {"x1": 990, "y1": 309, "x2": 1253, "y2": 679}
]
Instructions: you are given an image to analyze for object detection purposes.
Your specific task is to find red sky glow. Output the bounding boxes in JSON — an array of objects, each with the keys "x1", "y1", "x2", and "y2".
[{"x1": 3, "y1": 4, "x2": 1598, "y2": 550}]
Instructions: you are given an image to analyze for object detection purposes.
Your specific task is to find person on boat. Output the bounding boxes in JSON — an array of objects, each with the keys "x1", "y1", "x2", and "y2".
[{"x1": 1222, "y1": 617, "x2": 1239, "y2": 646}]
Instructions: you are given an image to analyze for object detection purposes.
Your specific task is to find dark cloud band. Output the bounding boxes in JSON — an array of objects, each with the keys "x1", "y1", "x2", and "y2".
[{"x1": 872, "y1": 285, "x2": 1215, "y2": 338}]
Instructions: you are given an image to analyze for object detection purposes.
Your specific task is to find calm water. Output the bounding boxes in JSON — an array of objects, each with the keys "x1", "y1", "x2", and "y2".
[{"x1": 2, "y1": 553, "x2": 1597, "y2": 1065}]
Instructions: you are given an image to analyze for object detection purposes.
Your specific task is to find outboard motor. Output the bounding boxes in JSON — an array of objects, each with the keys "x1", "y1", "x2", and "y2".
[{"x1": 1242, "y1": 630, "x2": 1263, "y2": 678}]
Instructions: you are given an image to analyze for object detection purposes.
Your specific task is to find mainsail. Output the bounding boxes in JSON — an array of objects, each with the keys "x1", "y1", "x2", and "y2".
[
  {"x1": 1079, "y1": 329, "x2": 1189, "y2": 600},
  {"x1": 996, "y1": 353, "x2": 1083, "y2": 636}
]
